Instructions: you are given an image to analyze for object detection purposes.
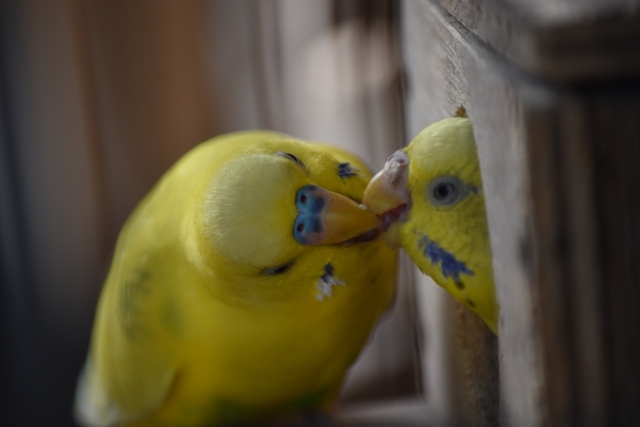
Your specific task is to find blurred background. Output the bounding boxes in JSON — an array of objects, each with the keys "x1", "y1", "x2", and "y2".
[{"x1": 0, "y1": 1, "x2": 423, "y2": 425}]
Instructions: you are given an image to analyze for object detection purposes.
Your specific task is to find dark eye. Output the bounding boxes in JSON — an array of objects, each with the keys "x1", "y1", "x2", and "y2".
[
  {"x1": 427, "y1": 176, "x2": 467, "y2": 206},
  {"x1": 435, "y1": 182, "x2": 454, "y2": 200},
  {"x1": 262, "y1": 262, "x2": 293, "y2": 275},
  {"x1": 276, "y1": 151, "x2": 305, "y2": 168}
]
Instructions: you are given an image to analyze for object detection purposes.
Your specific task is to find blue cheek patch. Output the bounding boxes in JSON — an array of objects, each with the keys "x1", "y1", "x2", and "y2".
[
  {"x1": 337, "y1": 162, "x2": 359, "y2": 178},
  {"x1": 417, "y1": 234, "x2": 474, "y2": 282}
]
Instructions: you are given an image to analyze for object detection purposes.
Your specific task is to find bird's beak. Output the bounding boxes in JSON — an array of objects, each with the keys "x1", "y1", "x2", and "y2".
[
  {"x1": 294, "y1": 186, "x2": 381, "y2": 246},
  {"x1": 361, "y1": 150, "x2": 411, "y2": 247},
  {"x1": 363, "y1": 169, "x2": 408, "y2": 218},
  {"x1": 321, "y1": 190, "x2": 382, "y2": 244}
]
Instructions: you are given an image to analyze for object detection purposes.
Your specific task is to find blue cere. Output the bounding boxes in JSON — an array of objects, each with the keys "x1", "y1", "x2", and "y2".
[
  {"x1": 417, "y1": 234, "x2": 474, "y2": 282},
  {"x1": 337, "y1": 162, "x2": 359, "y2": 178},
  {"x1": 294, "y1": 185, "x2": 327, "y2": 245}
]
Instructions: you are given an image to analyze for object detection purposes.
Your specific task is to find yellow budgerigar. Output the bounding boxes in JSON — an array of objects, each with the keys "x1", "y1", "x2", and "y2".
[
  {"x1": 74, "y1": 131, "x2": 397, "y2": 426},
  {"x1": 362, "y1": 117, "x2": 498, "y2": 334}
]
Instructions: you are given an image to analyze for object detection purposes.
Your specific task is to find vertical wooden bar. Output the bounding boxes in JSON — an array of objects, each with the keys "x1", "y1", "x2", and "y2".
[
  {"x1": 591, "y1": 92, "x2": 640, "y2": 426},
  {"x1": 404, "y1": 0, "x2": 640, "y2": 425}
]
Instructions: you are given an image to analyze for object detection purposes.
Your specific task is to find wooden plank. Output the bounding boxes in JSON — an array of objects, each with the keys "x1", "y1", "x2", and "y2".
[
  {"x1": 589, "y1": 92, "x2": 640, "y2": 426},
  {"x1": 436, "y1": 0, "x2": 640, "y2": 82},
  {"x1": 525, "y1": 79, "x2": 640, "y2": 427},
  {"x1": 405, "y1": 0, "x2": 640, "y2": 425},
  {"x1": 335, "y1": 399, "x2": 437, "y2": 426},
  {"x1": 404, "y1": 1, "x2": 541, "y2": 424}
]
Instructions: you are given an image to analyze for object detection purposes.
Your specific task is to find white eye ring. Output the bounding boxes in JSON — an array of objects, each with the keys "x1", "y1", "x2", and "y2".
[{"x1": 427, "y1": 176, "x2": 470, "y2": 207}]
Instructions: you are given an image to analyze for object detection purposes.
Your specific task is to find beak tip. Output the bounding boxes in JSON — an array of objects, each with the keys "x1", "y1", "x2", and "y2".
[{"x1": 363, "y1": 174, "x2": 407, "y2": 216}]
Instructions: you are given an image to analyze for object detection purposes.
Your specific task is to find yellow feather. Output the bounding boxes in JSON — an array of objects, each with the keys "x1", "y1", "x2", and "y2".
[
  {"x1": 75, "y1": 131, "x2": 397, "y2": 426},
  {"x1": 402, "y1": 118, "x2": 498, "y2": 333}
]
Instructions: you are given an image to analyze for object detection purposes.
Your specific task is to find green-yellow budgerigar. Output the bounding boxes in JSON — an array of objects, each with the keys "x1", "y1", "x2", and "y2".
[
  {"x1": 74, "y1": 131, "x2": 397, "y2": 426},
  {"x1": 362, "y1": 117, "x2": 498, "y2": 334}
]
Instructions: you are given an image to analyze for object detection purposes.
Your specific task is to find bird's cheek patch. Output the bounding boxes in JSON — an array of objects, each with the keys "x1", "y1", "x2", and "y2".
[
  {"x1": 416, "y1": 233, "x2": 474, "y2": 282},
  {"x1": 316, "y1": 263, "x2": 345, "y2": 301}
]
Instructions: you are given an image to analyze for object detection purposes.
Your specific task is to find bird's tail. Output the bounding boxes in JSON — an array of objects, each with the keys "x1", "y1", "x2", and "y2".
[{"x1": 73, "y1": 355, "x2": 119, "y2": 427}]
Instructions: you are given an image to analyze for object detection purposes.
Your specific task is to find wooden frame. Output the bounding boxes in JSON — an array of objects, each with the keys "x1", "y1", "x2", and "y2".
[{"x1": 395, "y1": 1, "x2": 640, "y2": 426}]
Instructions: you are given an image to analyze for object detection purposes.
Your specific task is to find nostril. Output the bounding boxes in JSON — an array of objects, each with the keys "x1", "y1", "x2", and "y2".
[
  {"x1": 391, "y1": 150, "x2": 408, "y2": 164},
  {"x1": 300, "y1": 195, "x2": 307, "y2": 204},
  {"x1": 297, "y1": 223, "x2": 304, "y2": 232}
]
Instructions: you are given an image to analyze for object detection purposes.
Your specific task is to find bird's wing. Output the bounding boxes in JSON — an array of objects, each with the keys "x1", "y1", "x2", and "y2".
[
  {"x1": 74, "y1": 350, "x2": 174, "y2": 427},
  {"x1": 74, "y1": 208, "x2": 179, "y2": 426}
]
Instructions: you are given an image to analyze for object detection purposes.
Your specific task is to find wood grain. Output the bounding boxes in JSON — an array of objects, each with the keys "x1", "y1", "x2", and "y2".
[
  {"x1": 405, "y1": 0, "x2": 640, "y2": 425},
  {"x1": 437, "y1": 0, "x2": 640, "y2": 82}
]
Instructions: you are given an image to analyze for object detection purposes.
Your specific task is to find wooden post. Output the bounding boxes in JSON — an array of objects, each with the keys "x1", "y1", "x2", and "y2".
[{"x1": 404, "y1": 0, "x2": 640, "y2": 425}]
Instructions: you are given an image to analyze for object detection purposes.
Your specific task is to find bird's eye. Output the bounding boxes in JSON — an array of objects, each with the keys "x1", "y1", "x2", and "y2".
[
  {"x1": 262, "y1": 262, "x2": 293, "y2": 275},
  {"x1": 276, "y1": 151, "x2": 305, "y2": 168},
  {"x1": 435, "y1": 182, "x2": 454, "y2": 199},
  {"x1": 427, "y1": 176, "x2": 468, "y2": 206}
]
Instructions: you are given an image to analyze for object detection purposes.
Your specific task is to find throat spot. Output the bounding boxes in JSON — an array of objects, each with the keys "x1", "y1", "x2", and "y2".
[{"x1": 316, "y1": 263, "x2": 345, "y2": 300}]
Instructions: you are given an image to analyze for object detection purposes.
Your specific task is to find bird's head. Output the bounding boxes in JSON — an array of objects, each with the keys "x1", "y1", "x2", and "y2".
[
  {"x1": 363, "y1": 118, "x2": 497, "y2": 332},
  {"x1": 197, "y1": 138, "x2": 382, "y2": 301}
]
